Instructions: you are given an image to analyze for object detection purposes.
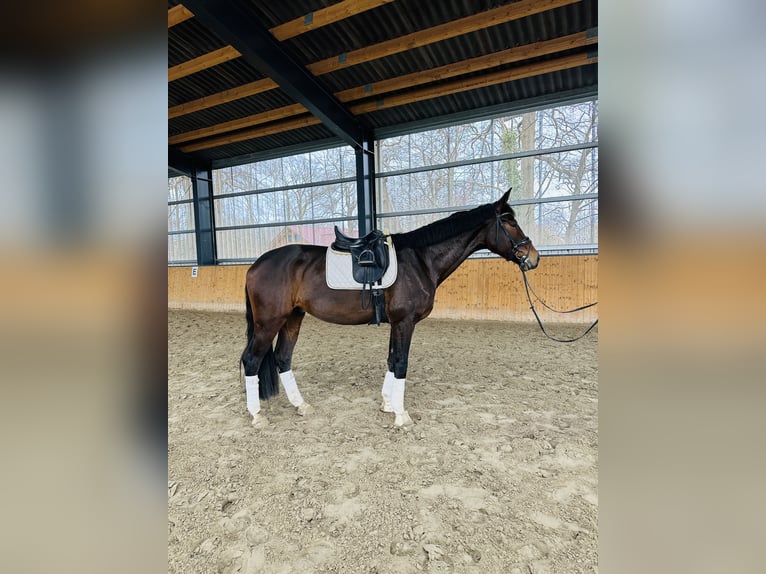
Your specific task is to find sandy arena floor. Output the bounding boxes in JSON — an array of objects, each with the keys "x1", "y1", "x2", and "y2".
[{"x1": 168, "y1": 310, "x2": 597, "y2": 573}]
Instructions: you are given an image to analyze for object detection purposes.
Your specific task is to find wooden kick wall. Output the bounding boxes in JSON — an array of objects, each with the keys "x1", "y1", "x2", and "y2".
[{"x1": 168, "y1": 255, "x2": 596, "y2": 323}]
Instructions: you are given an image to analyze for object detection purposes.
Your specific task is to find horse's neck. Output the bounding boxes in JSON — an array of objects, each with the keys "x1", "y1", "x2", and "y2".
[{"x1": 420, "y1": 226, "x2": 486, "y2": 286}]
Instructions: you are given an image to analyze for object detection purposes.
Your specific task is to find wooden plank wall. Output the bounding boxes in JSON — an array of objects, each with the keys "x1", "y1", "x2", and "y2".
[{"x1": 168, "y1": 255, "x2": 597, "y2": 323}]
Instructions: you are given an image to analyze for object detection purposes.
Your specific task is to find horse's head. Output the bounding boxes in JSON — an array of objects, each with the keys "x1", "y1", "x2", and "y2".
[{"x1": 487, "y1": 189, "x2": 540, "y2": 271}]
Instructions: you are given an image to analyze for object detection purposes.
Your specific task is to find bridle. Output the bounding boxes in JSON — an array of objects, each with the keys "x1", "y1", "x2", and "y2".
[{"x1": 495, "y1": 212, "x2": 531, "y2": 267}]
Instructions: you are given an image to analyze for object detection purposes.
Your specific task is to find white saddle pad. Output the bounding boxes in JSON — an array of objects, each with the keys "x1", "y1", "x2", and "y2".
[{"x1": 325, "y1": 237, "x2": 398, "y2": 290}]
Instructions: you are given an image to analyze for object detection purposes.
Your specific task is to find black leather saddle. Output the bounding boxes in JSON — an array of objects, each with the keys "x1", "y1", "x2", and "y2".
[{"x1": 332, "y1": 227, "x2": 389, "y2": 285}]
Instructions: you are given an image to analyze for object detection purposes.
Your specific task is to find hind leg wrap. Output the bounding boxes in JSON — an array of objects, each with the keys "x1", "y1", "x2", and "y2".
[
  {"x1": 279, "y1": 370, "x2": 305, "y2": 407},
  {"x1": 245, "y1": 375, "x2": 261, "y2": 416}
]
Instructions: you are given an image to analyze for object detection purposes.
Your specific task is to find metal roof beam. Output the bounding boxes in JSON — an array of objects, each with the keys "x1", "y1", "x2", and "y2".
[
  {"x1": 180, "y1": 0, "x2": 366, "y2": 150},
  {"x1": 374, "y1": 88, "x2": 598, "y2": 140},
  {"x1": 168, "y1": 147, "x2": 202, "y2": 177}
]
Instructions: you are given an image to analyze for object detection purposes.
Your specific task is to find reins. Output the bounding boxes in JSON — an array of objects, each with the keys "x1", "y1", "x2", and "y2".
[
  {"x1": 494, "y1": 212, "x2": 597, "y2": 342},
  {"x1": 519, "y1": 267, "x2": 598, "y2": 343}
]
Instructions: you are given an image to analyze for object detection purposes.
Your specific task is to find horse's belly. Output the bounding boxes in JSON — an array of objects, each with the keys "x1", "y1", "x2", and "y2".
[{"x1": 299, "y1": 286, "x2": 375, "y2": 326}]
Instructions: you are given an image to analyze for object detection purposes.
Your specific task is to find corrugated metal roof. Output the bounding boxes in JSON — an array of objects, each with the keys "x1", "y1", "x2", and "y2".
[
  {"x1": 361, "y1": 65, "x2": 598, "y2": 128},
  {"x1": 168, "y1": 18, "x2": 229, "y2": 66},
  {"x1": 318, "y1": 4, "x2": 593, "y2": 91},
  {"x1": 201, "y1": 124, "x2": 340, "y2": 162},
  {"x1": 169, "y1": 59, "x2": 270, "y2": 106},
  {"x1": 168, "y1": 0, "x2": 597, "y2": 170},
  {"x1": 283, "y1": 0, "x2": 528, "y2": 64},
  {"x1": 169, "y1": 88, "x2": 296, "y2": 136},
  {"x1": 244, "y1": 0, "x2": 339, "y2": 29}
]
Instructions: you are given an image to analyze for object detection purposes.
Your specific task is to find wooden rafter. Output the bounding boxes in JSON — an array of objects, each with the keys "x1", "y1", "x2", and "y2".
[
  {"x1": 169, "y1": 103, "x2": 307, "y2": 145},
  {"x1": 335, "y1": 31, "x2": 596, "y2": 102},
  {"x1": 169, "y1": 0, "x2": 581, "y2": 116},
  {"x1": 168, "y1": 46, "x2": 240, "y2": 82},
  {"x1": 180, "y1": 115, "x2": 322, "y2": 153},
  {"x1": 306, "y1": 0, "x2": 580, "y2": 75},
  {"x1": 169, "y1": 32, "x2": 595, "y2": 142},
  {"x1": 169, "y1": 29, "x2": 594, "y2": 121},
  {"x1": 178, "y1": 52, "x2": 596, "y2": 153},
  {"x1": 349, "y1": 52, "x2": 597, "y2": 115},
  {"x1": 168, "y1": 78, "x2": 278, "y2": 119},
  {"x1": 270, "y1": 0, "x2": 395, "y2": 41},
  {"x1": 168, "y1": 0, "x2": 393, "y2": 87},
  {"x1": 168, "y1": 5, "x2": 194, "y2": 28}
]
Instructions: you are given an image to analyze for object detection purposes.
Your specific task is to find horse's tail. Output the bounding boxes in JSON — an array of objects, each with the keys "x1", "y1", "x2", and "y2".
[
  {"x1": 243, "y1": 286, "x2": 279, "y2": 400},
  {"x1": 245, "y1": 286, "x2": 255, "y2": 343},
  {"x1": 257, "y1": 346, "x2": 279, "y2": 400}
]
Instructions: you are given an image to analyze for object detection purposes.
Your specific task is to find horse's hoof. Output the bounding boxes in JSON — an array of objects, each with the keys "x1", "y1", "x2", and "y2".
[
  {"x1": 251, "y1": 414, "x2": 269, "y2": 428},
  {"x1": 394, "y1": 411, "x2": 413, "y2": 428},
  {"x1": 380, "y1": 401, "x2": 393, "y2": 413},
  {"x1": 297, "y1": 402, "x2": 314, "y2": 416}
]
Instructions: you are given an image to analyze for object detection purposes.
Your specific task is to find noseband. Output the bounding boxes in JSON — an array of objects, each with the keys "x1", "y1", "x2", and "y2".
[{"x1": 495, "y1": 213, "x2": 531, "y2": 266}]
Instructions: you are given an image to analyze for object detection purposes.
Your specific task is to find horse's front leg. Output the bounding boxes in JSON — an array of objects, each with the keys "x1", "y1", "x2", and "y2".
[{"x1": 384, "y1": 319, "x2": 415, "y2": 428}]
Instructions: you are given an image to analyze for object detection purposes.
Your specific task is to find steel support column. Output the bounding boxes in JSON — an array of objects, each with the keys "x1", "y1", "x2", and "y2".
[
  {"x1": 191, "y1": 167, "x2": 216, "y2": 265},
  {"x1": 355, "y1": 132, "x2": 376, "y2": 235}
]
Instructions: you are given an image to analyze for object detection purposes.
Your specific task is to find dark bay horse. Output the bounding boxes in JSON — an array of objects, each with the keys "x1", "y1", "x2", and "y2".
[{"x1": 241, "y1": 189, "x2": 539, "y2": 428}]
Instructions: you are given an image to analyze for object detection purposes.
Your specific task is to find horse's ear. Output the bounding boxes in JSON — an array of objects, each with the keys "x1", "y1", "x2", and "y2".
[{"x1": 495, "y1": 188, "x2": 511, "y2": 212}]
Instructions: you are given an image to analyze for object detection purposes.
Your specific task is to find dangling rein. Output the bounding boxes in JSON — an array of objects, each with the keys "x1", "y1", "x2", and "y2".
[{"x1": 519, "y1": 268, "x2": 598, "y2": 343}]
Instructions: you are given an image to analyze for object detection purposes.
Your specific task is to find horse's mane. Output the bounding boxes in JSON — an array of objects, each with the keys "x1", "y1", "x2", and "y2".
[{"x1": 391, "y1": 202, "x2": 514, "y2": 249}]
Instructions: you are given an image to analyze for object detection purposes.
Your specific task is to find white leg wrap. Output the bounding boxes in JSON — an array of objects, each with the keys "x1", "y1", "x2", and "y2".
[
  {"x1": 245, "y1": 375, "x2": 260, "y2": 416},
  {"x1": 381, "y1": 371, "x2": 395, "y2": 412},
  {"x1": 391, "y1": 377, "x2": 406, "y2": 415},
  {"x1": 279, "y1": 370, "x2": 304, "y2": 407}
]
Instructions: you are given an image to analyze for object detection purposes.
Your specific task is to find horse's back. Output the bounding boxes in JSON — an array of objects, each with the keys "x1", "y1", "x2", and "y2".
[
  {"x1": 246, "y1": 243, "x2": 326, "y2": 291},
  {"x1": 247, "y1": 244, "x2": 324, "y2": 274}
]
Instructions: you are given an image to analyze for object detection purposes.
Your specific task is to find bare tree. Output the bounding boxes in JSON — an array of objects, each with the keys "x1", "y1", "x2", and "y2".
[
  {"x1": 536, "y1": 102, "x2": 598, "y2": 244},
  {"x1": 192, "y1": 101, "x2": 597, "y2": 257}
]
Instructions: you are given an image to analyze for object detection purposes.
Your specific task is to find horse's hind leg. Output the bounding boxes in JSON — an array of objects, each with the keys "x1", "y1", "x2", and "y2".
[
  {"x1": 242, "y1": 319, "x2": 284, "y2": 427},
  {"x1": 242, "y1": 340, "x2": 267, "y2": 427},
  {"x1": 275, "y1": 309, "x2": 313, "y2": 416}
]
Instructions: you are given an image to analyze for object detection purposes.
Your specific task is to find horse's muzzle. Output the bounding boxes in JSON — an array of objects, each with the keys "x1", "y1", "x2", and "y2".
[{"x1": 519, "y1": 247, "x2": 540, "y2": 271}]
